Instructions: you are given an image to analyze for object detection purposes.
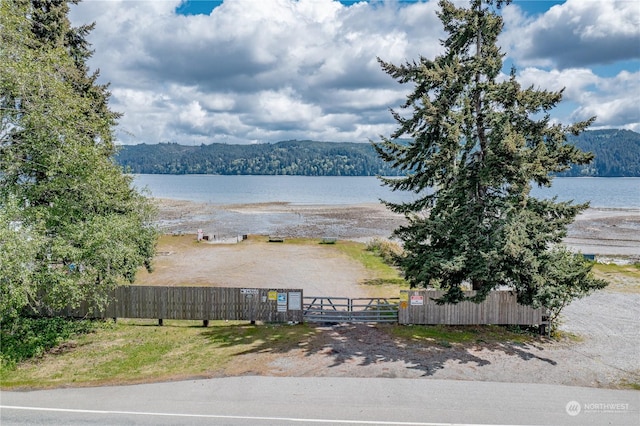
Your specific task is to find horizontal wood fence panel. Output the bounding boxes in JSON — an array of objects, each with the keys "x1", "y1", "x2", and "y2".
[
  {"x1": 69, "y1": 286, "x2": 303, "y2": 323},
  {"x1": 399, "y1": 290, "x2": 544, "y2": 326}
]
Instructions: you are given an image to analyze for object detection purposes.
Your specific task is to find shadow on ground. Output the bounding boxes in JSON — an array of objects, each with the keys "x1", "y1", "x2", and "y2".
[{"x1": 201, "y1": 323, "x2": 556, "y2": 377}]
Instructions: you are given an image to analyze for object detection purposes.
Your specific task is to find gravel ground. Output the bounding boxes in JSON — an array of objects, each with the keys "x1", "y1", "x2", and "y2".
[
  {"x1": 219, "y1": 289, "x2": 639, "y2": 389},
  {"x1": 147, "y1": 199, "x2": 639, "y2": 389}
]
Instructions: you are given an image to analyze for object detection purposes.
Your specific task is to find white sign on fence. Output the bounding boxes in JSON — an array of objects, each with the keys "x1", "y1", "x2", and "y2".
[
  {"x1": 410, "y1": 295, "x2": 424, "y2": 306},
  {"x1": 288, "y1": 292, "x2": 302, "y2": 311}
]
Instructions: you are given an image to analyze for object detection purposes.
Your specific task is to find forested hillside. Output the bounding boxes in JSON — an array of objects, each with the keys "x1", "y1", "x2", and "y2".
[
  {"x1": 114, "y1": 130, "x2": 640, "y2": 176},
  {"x1": 115, "y1": 140, "x2": 401, "y2": 176},
  {"x1": 559, "y1": 129, "x2": 640, "y2": 177}
]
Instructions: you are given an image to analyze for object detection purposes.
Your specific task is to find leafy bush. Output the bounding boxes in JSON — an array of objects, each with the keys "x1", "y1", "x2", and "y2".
[
  {"x1": 366, "y1": 238, "x2": 404, "y2": 265},
  {"x1": 0, "y1": 316, "x2": 96, "y2": 370}
]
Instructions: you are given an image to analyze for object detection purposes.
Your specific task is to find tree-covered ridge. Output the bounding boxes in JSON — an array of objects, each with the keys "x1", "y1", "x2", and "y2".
[
  {"x1": 114, "y1": 130, "x2": 639, "y2": 176},
  {"x1": 115, "y1": 140, "x2": 403, "y2": 176},
  {"x1": 560, "y1": 129, "x2": 640, "y2": 177}
]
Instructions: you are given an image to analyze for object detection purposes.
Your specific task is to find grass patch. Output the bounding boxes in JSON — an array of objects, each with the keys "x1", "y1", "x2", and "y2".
[
  {"x1": 158, "y1": 233, "x2": 201, "y2": 249},
  {"x1": 0, "y1": 316, "x2": 98, "y2": 370},
  {"x1": 549, "y1": 329, "x2": 584, "y2": 342},
  {"x1": 591, "y1": 262, "x2": 640, "y2": 293},
  {"x1": 592, "y1": 262, "x2": 640, "y2": 278},
  {"x1": 618, "y1": 378, "x2": 640, "y2": 391},
  {"x1": 389, "y1": 324, "x2": 538, "y2": 346},
  {"x1": 332, "y1": 240, "x2": 408, "y2": 298},
  {"x1": 333, "y1": 241, "x2": 408, "y2": 287},
  {"x1": 0, "y1": 320, "x2": 314, "y2": 390}
]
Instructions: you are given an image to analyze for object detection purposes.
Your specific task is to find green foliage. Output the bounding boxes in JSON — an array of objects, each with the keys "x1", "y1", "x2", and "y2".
[
  {"x1": 559, "y1": 130, "x2": 640, "y2": 177},
  {"x1": 374, "y1": 0, "x2": 606, "y2": 315},
  {"x1": 534, "y1": 247, "x2": 607, "y2": 325},
  {"x1": 0, "y1": 316, "x2": 96, "y2": 370},
  {"x1": 0, "y1": 196, "x2": 42, "y2": 321},
  {"x1": 0, "y1": 0, "x2": 157, "y2": 318},
  {"x1": 115, "y1": 140, "x2": 402, "y2": 176},
  {"x1": 113, "y1": 131, "x2": 638, "y2": 176}
]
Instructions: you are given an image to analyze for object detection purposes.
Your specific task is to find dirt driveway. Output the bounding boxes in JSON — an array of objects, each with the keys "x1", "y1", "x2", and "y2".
[{"x1": 135, "y1": 236, "x2": 374, "y2": 298}]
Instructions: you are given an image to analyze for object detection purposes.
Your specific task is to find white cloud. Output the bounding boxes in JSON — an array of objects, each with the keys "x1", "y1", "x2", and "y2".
[
  {"x1": 69, "y1": 0, "x2": 639, "y2": 144},
  {"x1": 254, "y1": 88, "x2": 322, "y2": 126},
  {"x1": 517, "y1": 67, "x2": 599, "y2": 100},
  {"x1": 503, "y1": 0, "x2": 640, "y2": 68},
  {"x1": 517, "y1": 67, "x2": 640, "y2": 132}
]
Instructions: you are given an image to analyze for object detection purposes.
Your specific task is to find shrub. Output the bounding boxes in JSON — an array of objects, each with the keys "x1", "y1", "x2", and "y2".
[
  {"x1": 0, "y1": 316, "x2": 96, "y2": 370},
  {"x1": 366, "y1": 238, "x2": 404, "y2": 265}
]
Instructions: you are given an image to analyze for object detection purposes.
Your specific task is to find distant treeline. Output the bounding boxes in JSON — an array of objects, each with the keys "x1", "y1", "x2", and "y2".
[
  {"x1": 115, "y1": 129, "x2": 640, "y2": 177},
  {"x1": 115, "y1": 139, "x2": 401, "y2": 176},
  {"x1": 559, "y1": 129, "x2": 640, "y2": 177}
]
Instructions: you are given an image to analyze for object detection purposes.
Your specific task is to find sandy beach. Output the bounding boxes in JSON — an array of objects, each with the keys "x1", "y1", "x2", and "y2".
[{"x1": 154, "y1": 198, "x2": 640, "y2": 261}]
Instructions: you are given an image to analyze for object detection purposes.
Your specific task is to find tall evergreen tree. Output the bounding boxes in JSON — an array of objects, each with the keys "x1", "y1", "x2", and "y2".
[
  {"x1": 374, "y1": 0, "x2": 606, "y2": 308},
  {"x1": 0, "y1": 0, "x2": 157, "y2": 319}
]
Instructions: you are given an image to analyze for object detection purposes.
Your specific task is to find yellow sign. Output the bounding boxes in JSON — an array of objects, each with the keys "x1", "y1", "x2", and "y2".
[
  {"x1": 268, "y1": 291, "x2": 277, "y2": 301},
  {"x1": 399, "y1": 292, "x2": 409, "y2": 302}
]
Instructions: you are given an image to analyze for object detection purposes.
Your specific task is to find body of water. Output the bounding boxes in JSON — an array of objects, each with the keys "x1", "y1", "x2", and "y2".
[{"x1": 132, "y1": 175, "x2": 640, "y2": 209}]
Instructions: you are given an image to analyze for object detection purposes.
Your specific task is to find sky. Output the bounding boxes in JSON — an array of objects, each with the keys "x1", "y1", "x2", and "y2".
[{"x1": 68, "y1": 0, "x2": 640, "y2": 145}]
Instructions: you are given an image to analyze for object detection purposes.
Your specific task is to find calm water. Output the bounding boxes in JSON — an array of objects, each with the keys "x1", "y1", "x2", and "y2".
[{"x1": 132, "y1": 175, "x2": 640, "y2": 209}]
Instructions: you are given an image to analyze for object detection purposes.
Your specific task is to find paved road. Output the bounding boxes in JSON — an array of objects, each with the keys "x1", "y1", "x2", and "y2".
[{"x1": 1, "y1": 377, "x2": 638, "y2": 425}]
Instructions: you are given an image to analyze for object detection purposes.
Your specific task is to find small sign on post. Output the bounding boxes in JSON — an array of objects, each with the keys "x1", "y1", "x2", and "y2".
[{"x1": 410, "y1": 295, "x2": 424, "y2": 306}]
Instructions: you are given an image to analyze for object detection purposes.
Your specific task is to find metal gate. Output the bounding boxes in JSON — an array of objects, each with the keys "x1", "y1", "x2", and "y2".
[{"x1": 303, "y1": 297, "x2": 399, "y2": 323}]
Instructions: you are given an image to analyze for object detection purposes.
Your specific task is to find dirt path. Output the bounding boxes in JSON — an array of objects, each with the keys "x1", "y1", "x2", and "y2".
[{"x1": 136, "y1": 236, "x2": 373, "y2": 298}]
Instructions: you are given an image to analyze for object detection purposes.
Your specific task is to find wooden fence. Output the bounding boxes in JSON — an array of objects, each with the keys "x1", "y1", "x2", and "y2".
[
  {"x1": 398, "y1": 290, "x2": 545, "y2": 326},
  {"x1": 62, "y1": 287, "x2": 544, "y2": 327},
  {"x1": 66, "y1": 286, "x2": 304, "y2": 324}
]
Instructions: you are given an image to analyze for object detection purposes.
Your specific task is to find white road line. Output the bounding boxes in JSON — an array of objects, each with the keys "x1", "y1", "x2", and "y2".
[{"x1": 0, "y1": 405, "x2": 527, "y2": 426}]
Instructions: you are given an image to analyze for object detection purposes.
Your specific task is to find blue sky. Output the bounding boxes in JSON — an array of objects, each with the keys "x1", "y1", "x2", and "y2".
[
  {"x1": 70, "y1": 0, "x2": 639, "y2": 145},
  {"x1": 177, "y1": 0, "x2": 566, "y2": 16}
]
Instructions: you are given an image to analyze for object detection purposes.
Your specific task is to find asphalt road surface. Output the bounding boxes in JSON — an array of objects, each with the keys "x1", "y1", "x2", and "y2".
[{"x1": 2, "y1": 377, "x2": 638, "y2": 425}]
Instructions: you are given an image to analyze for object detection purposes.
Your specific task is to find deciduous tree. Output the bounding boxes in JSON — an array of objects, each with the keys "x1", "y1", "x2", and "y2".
[{"x1": 0, "y1": 0, "x2": 157, "y2": 319}]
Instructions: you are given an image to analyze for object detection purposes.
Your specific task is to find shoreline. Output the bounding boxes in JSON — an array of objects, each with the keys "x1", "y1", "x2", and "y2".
[{"x1": 153, "y1": 198, "x2": 640, "y2": 260}]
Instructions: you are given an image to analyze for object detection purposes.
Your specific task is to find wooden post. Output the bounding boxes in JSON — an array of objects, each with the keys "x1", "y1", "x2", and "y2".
[{"x1": 158, "y1": 318, "x2": 163, "y2": 326}]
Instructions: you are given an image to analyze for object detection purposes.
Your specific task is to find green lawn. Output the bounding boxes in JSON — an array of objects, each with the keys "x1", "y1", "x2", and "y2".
[{"x1": 1, "y1": 320, "x2": 315, "y2": 389}]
